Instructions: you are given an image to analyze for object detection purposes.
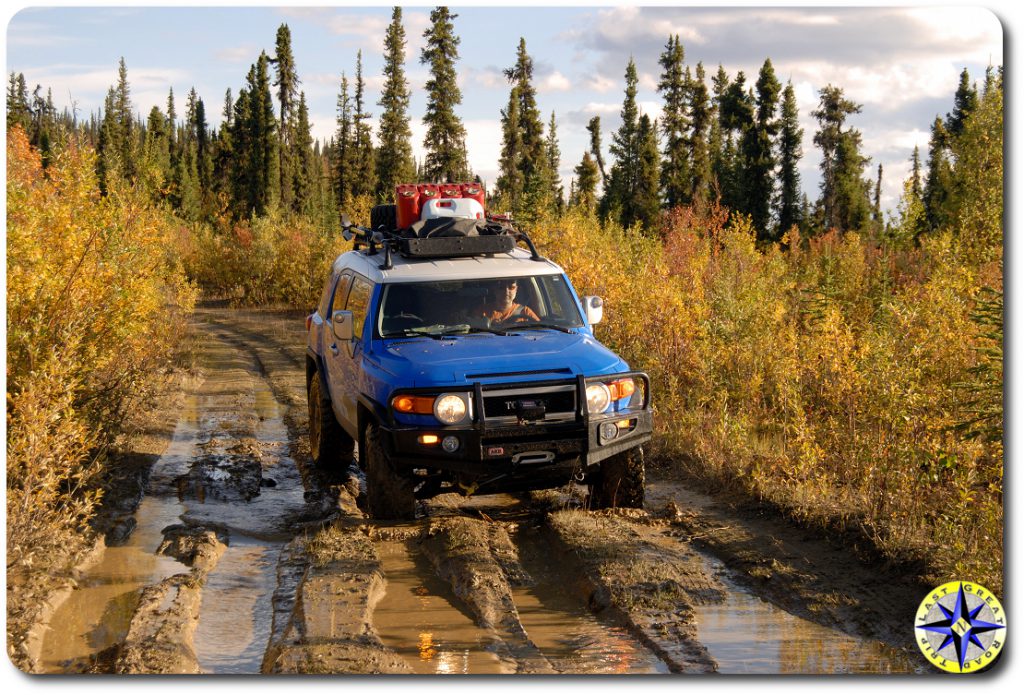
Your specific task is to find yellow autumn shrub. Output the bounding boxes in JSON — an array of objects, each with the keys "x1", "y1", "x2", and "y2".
[
  {"x1": 534, "y1": 200, "x2": 1001, "y2": 592},
  {"x1": 6, "y1": 128, "x2": 195, "y2": 591}
]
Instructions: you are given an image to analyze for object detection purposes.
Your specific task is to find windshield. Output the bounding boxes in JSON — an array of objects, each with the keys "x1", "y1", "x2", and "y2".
[{"x1": 377, "y1": 274, "x2": 585, "y2": 338}]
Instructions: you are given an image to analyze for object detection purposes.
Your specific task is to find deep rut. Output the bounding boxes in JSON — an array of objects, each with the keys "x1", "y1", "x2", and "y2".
[{"x1": 33, "y1": 307, "x2": 926, "y2": 674}]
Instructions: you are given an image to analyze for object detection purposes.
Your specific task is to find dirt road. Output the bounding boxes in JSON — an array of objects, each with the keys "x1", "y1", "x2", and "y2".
[{"x1": 27, "y1": 306, "x2": 930, "y2": 674}]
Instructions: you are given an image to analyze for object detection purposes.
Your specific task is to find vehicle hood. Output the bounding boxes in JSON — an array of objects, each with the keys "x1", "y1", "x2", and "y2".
[{"x1": 373, "y1": 330, "x2": 628, "y2": 386}]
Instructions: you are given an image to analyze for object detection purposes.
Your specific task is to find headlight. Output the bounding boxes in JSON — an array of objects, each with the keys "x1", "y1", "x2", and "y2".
[
  {"x1": 586, "y1": 383, "x2": 611, "y2": 414},
  {"x1": 434, "y1": 393, "x2": 469, "y2": 424}
]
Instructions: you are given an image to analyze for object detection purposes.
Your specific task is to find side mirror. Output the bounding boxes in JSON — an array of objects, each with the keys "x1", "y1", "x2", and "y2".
[
  {"x1": 331, "y1": 310, "x2": 354, "y2": 342},
  {"x1": 583, "y1": 296, "x2": 603, "y2": 325}
]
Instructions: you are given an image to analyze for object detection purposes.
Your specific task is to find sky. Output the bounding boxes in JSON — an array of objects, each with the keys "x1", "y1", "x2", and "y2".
[{"x1": 3, "y1": 3, "x2": 1005, "y2": 217}]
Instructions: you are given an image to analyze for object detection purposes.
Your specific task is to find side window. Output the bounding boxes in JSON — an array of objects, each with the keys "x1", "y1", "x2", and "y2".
[
  {"x1": 331, "y1": 272, "x2": 353, "y2": 316},
  {"x1": 319, "y1": 272, "x2": 338, "y2": 318},
  {"x1": 346, "y1": 277, "x2": 373, "y2": 340}
]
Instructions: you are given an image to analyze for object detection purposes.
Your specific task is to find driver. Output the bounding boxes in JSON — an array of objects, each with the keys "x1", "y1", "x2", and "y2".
[{"x1": 480, "y1": 278, "x2": 539, "y2": 325}]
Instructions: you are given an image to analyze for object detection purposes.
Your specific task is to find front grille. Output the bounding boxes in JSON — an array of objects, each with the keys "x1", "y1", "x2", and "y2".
[{"x1": 481, "y1": 382, "x2": 577, "y2": 422}]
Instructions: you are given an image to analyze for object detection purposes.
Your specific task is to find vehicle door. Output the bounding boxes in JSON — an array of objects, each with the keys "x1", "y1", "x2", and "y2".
[{"x1": 325, "y1": 272, "x2": 374, "y2": 434}]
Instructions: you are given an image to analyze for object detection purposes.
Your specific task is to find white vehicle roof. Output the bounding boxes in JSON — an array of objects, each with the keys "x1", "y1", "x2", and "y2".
[{"x1": 332, "y1": 246, "x2": 566, "y2": 284}]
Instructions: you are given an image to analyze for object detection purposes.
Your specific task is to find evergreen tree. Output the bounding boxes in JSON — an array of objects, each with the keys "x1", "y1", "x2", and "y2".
[
  {"x1": 375, "y1": 6, "x2": 415, "y2": 198},
  {"x1": 717, "y1": 69, "x2": 752, "y2": 210},
  {"x1": 232, "y1": 53, "x2": 280, "y2": 217},
  {"x1": 586, "y1": 116, "x2": 607, "y2": 186},
  {"x1": 657, "y1": 35, "x2": 689, "y2": 208},
  {"x1": 709, "y1": 65, "x2": 729, "y2": 200},
  {"x1": 142, "y1": 104, "x2": 172, "y2": 194},
  {"x1": 776, "y1": 81, "x2": 803, "y2": 236},
  {"x1": 923, "y1": 116, "x2": 954, "y2": 232},
  {"x1": 113, "y1": 57, "x2": 136, "y2": 180},
  {"x1": 833, "y1": 122, "x2": 872, "y2": 232},
  {"x1": 946, "y1": 67, "x2": 978, "y2": 139},
  {"x1": 420, "y1": 7, "x2": 469, "y2": 182},
  {"x1": 213, "y1": 89, "x2": 234, "y2": 201},
  {"x1": 294, "y1": 92, "x2": 317, "y2": 213},
  {"x1": 334, "y1": 73, "x2": 354, "y2": 210},
  {"x1": 873, "y1": 163, "x2": 883, "y2": 224},
  {"x1": 7, "y1": 72, "x2": 31, "y2": 132},
  {"x1": 742, "y1": 58, "x2": 781, "y2": 240},
  {"x1": 687, "y1": 63, "x2": 713, "y2": 206},
  {"x1": 500, "y1": 38, "x2": 549, "y2": 214},
  {"x1": 572, "y1": 151, "x2": 600, "y2": 212},
  {"x1": 496, "y1": 84, "x2": 523, "y2": 207},
  {"x1": 351, "y1": 50, "x2": 378, "y2": 198},
  {"x1": 166, "y1": 87, "x2": 178, "y2": 151},
  {"x1": 546, "y1": 110, "x2": 564, "y2": 211},
  {"x1": 603, "y1": 58, "x2": 646, "y2": 229},
  {"x1": 273, "y1": 24, "x2": 300, "y2": 212},
  {"x1": 910, "y1": 145, "x2": 923, "y2": 200},
  {"x1": 812, "y1": 85, "x2": 863, "y2": 232},
  {"x1": 636, "y1": 114, "x2": 662, "y2": 230},
  {"x1": 97, "y1": 88, "x2": 119, "y2": 194}
]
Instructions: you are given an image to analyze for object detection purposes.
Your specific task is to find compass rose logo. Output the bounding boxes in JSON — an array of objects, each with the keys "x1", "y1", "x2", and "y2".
[{"x1": 915, "y1": 581, "x2": 1006, "y2": 673}]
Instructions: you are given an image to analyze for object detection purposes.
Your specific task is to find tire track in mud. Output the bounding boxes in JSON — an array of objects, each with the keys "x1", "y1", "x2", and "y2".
[{"x1": 42, "y1": 307, "x2": 922, "y2": 675}]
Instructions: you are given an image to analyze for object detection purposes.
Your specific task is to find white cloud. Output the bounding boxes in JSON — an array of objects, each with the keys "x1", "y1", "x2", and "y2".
[
  {"x1": 538, "y1": 71, "x2": 572, "y2": 93},
  {"x1": 214, "y1": 46, "x2": 258, "y2": 65}
]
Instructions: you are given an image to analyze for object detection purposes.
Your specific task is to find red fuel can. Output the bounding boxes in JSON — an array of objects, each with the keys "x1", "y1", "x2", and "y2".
[
  {"x1": 417, "y1": 183, "x2": 440, "y2": 213},
  {"x1": 439, "y1": 184, "x2": 463, "y2": 198},
  {"x1": 395, "y1": 184, "x2": 421, "y2": 229},
  {"x1": 460, "y1": 183, "x2": 487, "y2": 213}
]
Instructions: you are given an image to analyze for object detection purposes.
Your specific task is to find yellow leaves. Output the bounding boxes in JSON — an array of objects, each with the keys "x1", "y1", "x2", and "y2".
[{"x1": 7, "y1": 128, "x2": 194, "y2": 579}]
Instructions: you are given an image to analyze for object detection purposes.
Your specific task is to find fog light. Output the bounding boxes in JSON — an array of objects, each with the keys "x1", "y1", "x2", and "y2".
[
  {"x1": 442, "y1": 435, "x2": 460, "y2": 453},
  {"x1": 418, "y1": 434, "x2": 439, "y2": 445},
  {"x1": 599, "y1": 421, "x2": 619, "y2": 442}
]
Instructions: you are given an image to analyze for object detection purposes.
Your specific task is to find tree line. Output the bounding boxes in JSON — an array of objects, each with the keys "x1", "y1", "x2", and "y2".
[{"x1": 6, "y1": 6, "x2": 1002, "y2": 243}]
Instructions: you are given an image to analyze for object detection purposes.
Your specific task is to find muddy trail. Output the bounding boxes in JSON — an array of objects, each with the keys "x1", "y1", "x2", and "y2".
[{"x1": 29, "y1": 306, "x2": 929, "y2": 675}]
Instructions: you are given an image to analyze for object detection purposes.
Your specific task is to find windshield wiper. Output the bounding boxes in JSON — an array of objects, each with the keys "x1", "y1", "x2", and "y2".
[
  {"x1": 466, "y1": 326, "x2": 511, "y2": 336},
  {"x1": 513, "y1": 322, "x2": 574, "y2": 333}
]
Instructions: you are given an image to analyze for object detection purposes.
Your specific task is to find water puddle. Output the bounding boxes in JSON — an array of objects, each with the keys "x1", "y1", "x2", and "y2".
[
  {"x1": 193, "y1": 537, "x2": 280, "y2": 673},
  {"x1": 37, "y1": 394, "x2": 202, "y2": 673},
  {"x1": 512, "y1": 527, "x2": 669, "y2": 674},
  {"x1": 373, "y1": 540, "x2": 510, "y2": 674},
  {"x1": 694, "y1": 552, "x2": 918, "y2": 673},
  {"x1": 37, "y1": 333, "x2": 303, "y2": 674}
]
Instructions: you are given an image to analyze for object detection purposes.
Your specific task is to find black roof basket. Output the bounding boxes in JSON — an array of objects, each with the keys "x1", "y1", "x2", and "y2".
[{"x1": 340, "y1": 215, "x2": 545, "y2": 270}]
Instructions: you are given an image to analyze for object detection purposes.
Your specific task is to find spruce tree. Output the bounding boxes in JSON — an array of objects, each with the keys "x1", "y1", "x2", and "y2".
[
  {"x1": 776, "y1": 81, "x2": 803, "y2": 237},
  {"x1": 923, "y1": 116, "x2": 953, "y2": 232},
  {"x1": 375, "y1": 6, "x2": 415, "y2": 198},
  {"x1": 352, "y1": 50, "x2": 378, "y2": 198},
  {"x1": 709, "y1": 65, "x2": 729, "y2": 200},
  {"x1": 812, "y1": 85, "x2": 862, "y2": 232},
  {"x1": 946, "y1": 68, "x2": 978, "y2": 139},
  {"x1": 743, "y1": 58, "x2": 781, "y2": 240},
  {"x1": 113, "y1": 58, "x2": 136, "y2": 179},
  {"x1": 214, "y1": 89, "x2": 234, "y2": 201},
  {"x1": 6, "y1": 72, "x2": 31, "y2": 132},
  {"x1": 334, "y1": 73, "x2": 354, "y2": 210},
  {"x1": 586, "y1": 116, "x2": 607, "y2": 185},
  {"x1": 910, "y1": 145, "x2": 923, "y2": 201},
  {"x1": 657, "y1": 35, "x2": 689, "y2": 208},
  {"x1": 717, "y1": 69, "x2": 752, "y2": 211},
  {"x1": 546, "y1": 110, "x2": 564, "y2": 211},
  {"x1": 636, "y1": 114, "x2": 662, "y2": 230},
  {"x1": 833, "y1": 126, "x2": 872, "y2": 232},
  {"x1": 501, "y1": 38, "x2": 548, "y2": 213},
  {"x1": 420, "y1": 6, "x2": 469, "y2": 182},
  {"x1": 97, "y1": 88, "x2": 119, "y2": 194},
  {"x1": 603, "y1": 58, "x2": 644, "y2": 229},
  {"x1": 294, "y1": 92, "x2": 316, "y2": 213},
  {"x1": 873, "y1": 164, "x2": 883, "y2": 224},
  {"x1": 572, "y1": 152, "x2": 600, "y2": 212},
  {"x1": 273, "y1": 24, "x2": 300, "y2": 212},
  {"x1": 496, "y1": 84, "x2": 523, "y2": 207},
  {"x1": 687, "y1": 63, "x2": 713, "y2": 206},
  {"x1": 231, "y1": 53, "x2": 280, "y2": 217}
]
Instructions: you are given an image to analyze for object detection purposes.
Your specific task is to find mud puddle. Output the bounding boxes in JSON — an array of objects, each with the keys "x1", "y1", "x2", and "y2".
[
  {"x1": 694, "y1": 551, "x2": 917, "y2": 674},
  {"x1": 373, "y1": 539, "x2": 510, "y2": 674},
  {"x1": 194, "y1": 536, "x2": 280, "y2": 673},
  {"x1": 36, "y1": 394, "x2": 202, "y2": 673},
  {"x1": 511, "y1": 526, "x2": 670, "y2": 674}
]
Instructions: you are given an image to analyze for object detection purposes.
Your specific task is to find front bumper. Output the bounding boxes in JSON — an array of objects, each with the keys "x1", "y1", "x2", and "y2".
[{"x1": 379, "y1": 373, "x2": 652, "y2": 481}]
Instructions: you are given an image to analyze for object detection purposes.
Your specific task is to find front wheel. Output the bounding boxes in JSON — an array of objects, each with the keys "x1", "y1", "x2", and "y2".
[
  {"x1": 364, "y1": 423, "x2": 417, "y2": 520},
  {"x1": 589, "y1": 447, "x2": 645, "y2": 509},
  {"x1": 308, "y1": 371, "x2": 354, "y2": 471}
]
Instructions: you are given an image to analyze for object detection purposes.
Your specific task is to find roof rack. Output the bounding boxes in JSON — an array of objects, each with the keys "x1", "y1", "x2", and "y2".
[{"x1": 340, "y1": 215, "x2": 545, "y2": 270}]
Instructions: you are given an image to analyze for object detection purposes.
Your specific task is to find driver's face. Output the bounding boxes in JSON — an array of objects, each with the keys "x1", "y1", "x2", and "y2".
[{"x1": 500, "y1": 280, "x2": 518, "y2": 307}]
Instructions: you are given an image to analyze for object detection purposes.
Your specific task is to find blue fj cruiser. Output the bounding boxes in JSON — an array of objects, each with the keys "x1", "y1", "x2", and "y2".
[{"x1": 306, "y1": 195, "x2": 652, "y2": 519}]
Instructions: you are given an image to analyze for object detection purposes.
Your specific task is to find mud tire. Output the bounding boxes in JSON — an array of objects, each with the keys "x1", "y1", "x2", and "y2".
[
  {"x1": 307, "y1": 370, "x2": 355, "y2": 471},
  {"x1": 364, "y1": 423, "x2": 417, "y2": 520},
  {"x1": 590, "y1": 446, "x2": 645, "y2": 509},
  {"x1": 370, "y1": 204, "x2": 398, "y2": 231}
]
